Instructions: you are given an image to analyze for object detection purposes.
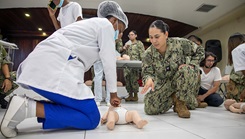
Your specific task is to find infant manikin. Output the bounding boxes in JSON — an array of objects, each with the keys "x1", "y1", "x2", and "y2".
[
  {"x1": 224, "y1": 99, "x2": 245, "y2": 114},
  {"x1": 101, "y1": 106, "x2": 148, "y2": 130}
]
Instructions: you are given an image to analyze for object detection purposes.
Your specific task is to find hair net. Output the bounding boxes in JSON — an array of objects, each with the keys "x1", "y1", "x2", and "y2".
[{"x1": 97, "y1": 1, "x2": 128, "y2": 29}]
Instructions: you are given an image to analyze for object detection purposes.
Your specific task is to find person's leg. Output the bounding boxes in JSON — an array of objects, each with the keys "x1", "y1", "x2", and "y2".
[
  {"x1": 124, "y1": 68, "x2": 133, "y2": 101},
  {"x1": 105, "y1": 88, "x2": 110, "y2": 105},
  {"x1": 199, "y1": 87, "x2": 224, "y2": 107},
  {"x1": 177, "y1": 66, "x2": 199, "y2": 109},
  {"x1": 192, "y1": 87, "x2": 208, "y2": 108},
  {"x1": 1, "y1": 87, "x2": 100, "y2": 137},
  {"x1": 104, "y1": 73, "x2": 110, "y2": 105},
  {"x1": 0, "y1": 93, "x2": 8, "y2": 109},
  {"x1": 30, "y1": 87, "x2": 100, "y2": 129},
  {"x1": 93, "y1": 61, "x2": 103, "y2": 105},
  {"x1": 226, "y1": 79, "x2": 245, "y2": 102},
  {"x1": 204, "y1": 93, "x2": 224, "y2": 107},
  {"x1": 198, "y1": 87, "x2": 208, "y2": 95},
  {"x1": 173, "y1": 66, "x2": 199, "y2": 117},
  {"x1": 90, "y1": 67, "x2": 95, "y2": 94},
  {"x1": 144, "y1": 81, "x2": 173, "y2": 115},
  {"x1": 1, "y1": 95, "x2": 37, "y2": 138},
  {"x1": 131, "y1": 69, "x2": 140, "y2": 101}
]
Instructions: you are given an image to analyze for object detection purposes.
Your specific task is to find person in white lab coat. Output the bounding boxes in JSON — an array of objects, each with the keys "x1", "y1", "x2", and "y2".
[{"x1": 0, "y1": 1, "x2": 128, "y2": 138}]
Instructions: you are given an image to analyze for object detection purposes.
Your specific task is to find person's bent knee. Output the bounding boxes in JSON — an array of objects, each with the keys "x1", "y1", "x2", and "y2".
[
  {"x1": 144, "y1": 106, "x2": 161, "y2": 115},
  {"x1": 208, "y1": 99, "x2": 224, "y2": 107},
  {"x1": 88, "y1": 121, "x2": 100, "y2": 130},
  {"x1": 214, "y1": 98, "x2": 224, "y2": 107},
  {"x1": 82, "y1": 118, "x2": 100, "y2": 130}
]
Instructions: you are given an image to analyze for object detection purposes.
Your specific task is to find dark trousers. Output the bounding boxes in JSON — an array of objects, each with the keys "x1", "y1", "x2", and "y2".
[{"x1": 198, "y1": 87, "x2": 223, "y2": 107}]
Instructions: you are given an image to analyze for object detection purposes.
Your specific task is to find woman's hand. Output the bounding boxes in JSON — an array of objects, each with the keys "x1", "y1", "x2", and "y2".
[
  {"x1": 2, "y1": 79, "x2": 12, "y2": 93},
  {"x1": 123, "y1": 45, "x2": 130, "y2": 50},
  {"x1": 178, "y1": 64, "x2": 194, "y2": 70},
  {"x1": 47, "y1": 6, "x2": 57, "y2": 17},
  {"x1": 141, "y1": 78, "x2": 154, "y2": 94},
  {"x1": 197, "y1": 95, "x2": 206, "y2": 102}
]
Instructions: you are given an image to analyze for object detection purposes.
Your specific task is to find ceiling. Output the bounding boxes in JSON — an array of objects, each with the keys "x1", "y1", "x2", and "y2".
[{"x1": 0, "y1": 0, "x2": 244, "y2": 43}]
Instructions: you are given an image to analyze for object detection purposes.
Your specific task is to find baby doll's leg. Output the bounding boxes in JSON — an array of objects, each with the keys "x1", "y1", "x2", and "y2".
[
  {"x1": 126, "y1": 110, "x2": 148, "y2": 129},
  {"x1": 229, "y1": 103, "x2": 243, "y2": 113},
  {"x1": 106, "y1": 111, "x2": 119, "y2": 130}
]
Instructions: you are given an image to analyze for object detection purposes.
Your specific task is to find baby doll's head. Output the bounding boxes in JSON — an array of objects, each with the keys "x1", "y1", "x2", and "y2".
[
  {"x1": 224, "y1": 99, "x2": 236, "y2": 110},
  {"x1": 122, "y1": 54, "x2": 130, "y2": 60}
]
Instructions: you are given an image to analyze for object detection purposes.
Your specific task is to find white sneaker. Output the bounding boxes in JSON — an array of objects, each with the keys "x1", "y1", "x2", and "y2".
[
  {"x1": 1, "y1": 95, "x2": 28, "y2": 138},
  {"x1": 96, "y1": 101, "x2": 101, "y2": 106}
]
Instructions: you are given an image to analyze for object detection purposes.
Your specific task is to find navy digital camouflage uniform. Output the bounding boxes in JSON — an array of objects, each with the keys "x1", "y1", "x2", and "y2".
[
  {"x1": 0, "y1": 45, "x2": 18, "y2": 96},
  {"x1": 115, "y1": 39, "x2": 125, "y2": 55},
  {"x1": 142, "y1": 38, "x2": 205, "y2": 115},
  {"x1": 226, "y1": 68, "x2": 245, "y2": 102},
  {"x1": 124, "y1": 40, "x2": 145, "y2": 94}
]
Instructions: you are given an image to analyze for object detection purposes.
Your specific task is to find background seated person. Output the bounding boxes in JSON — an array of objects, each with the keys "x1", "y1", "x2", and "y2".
[
  {"x1": 198, "y1": 52, "x2": 223, "y2": 107},
  {"x1": 0, "y1": 44, "x2": 18, "y2": 109},
  {"x1": 187, "y1": 35, "x2": 203, "y2": 46}
]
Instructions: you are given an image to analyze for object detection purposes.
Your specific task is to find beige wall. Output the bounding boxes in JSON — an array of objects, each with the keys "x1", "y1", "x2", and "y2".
[{"x1": 187, "y1": 4, "x2": 245, "y2": 74}]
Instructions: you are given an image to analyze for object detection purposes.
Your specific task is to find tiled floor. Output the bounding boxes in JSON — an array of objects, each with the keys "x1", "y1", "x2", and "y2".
[{"x1": 0, "y1": 87, "x2": 244, "y2": 139}]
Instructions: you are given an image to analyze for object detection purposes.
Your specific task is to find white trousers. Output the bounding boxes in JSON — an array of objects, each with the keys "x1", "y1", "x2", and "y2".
[{"x1": 93, "y1": 60, "x2": 110, "y2": 103}]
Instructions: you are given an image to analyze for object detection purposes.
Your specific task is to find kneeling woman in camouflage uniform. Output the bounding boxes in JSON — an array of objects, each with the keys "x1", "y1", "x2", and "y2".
[
  {"x1": 226, "y1": 33, "x2": 245, "y2": 102},
  {"x1": 141, "y1": 20, "x2": 205, "y2": 118}
]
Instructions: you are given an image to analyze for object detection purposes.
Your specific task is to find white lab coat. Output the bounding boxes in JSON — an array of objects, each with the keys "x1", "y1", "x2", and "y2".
[{"x1": 17, "y1": 18, "x2": 117, "y2": 100}]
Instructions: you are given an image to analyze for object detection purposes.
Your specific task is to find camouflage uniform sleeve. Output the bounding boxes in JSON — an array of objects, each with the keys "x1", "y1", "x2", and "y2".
[
  {"x1": 115, "y1": 39, "x2": 124, "y2": 54},
  {"x1": 182, "y1": 39, "x2": 205, "y2": 68},
  {"x1": 138, "y1": 41, "x2": 145, "y2": 61},
  {"x1": 142, "y1": 46, "x2": 155, "y2": 85},
  {"x1": 230, "y1": 69, "x2": 245, "y2": 86},
  {"x1": 191, "y1": 44, "x2": 205, "y2": 67},
  {"x1": 1, "y1": 45, "x2": 11, "y2": 65}
]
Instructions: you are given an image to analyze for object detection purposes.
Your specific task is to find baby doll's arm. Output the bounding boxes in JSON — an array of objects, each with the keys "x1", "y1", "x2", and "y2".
[
  {"x1": 101, "y1": 106, "x2": 114, "y2": 124},
  {"x1": 101, "y1": 111, "x2": 109, "y2": 124}
]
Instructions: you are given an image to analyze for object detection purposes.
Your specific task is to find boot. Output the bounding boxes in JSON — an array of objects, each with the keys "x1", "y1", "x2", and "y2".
[
  {"x1": 171, "y1": 94, "x2": 177, "y2": 112},
  {"x1": 125, "y1": 93, "x2": 133, "y2": 101},
  {"x1": 0, "y1": 94, "x2": 8, "y2": 109},
  {"x1": 172, "y1": 93, "x2": 190, "y2": 118},
  {"x1": 131, "y1": 93, "x2": 138, "y2": 102},
  {"x1": 197, "y1": 101, "x2": 208, "y2": 108}
]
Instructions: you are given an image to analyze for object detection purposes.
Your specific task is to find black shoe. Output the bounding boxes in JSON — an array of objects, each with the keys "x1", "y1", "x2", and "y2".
[{"x1": 0, "y1": 98, "x2": 8, "y2": 109}]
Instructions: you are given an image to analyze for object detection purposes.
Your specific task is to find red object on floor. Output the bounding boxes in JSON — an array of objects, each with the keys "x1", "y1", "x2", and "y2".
[{"x1": 138, "y1": 79, "x2": 143, "y2": 87}]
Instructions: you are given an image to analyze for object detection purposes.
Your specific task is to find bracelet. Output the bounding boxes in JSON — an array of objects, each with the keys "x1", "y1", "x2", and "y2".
[{"x1": 5, "y1": 77, "x2": 12, "y2": 81}]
